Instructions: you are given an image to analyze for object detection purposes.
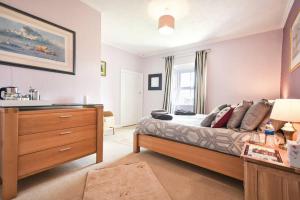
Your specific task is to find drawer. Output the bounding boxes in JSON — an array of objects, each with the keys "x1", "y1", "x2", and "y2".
[
  {"x1": 19, "y1": 109, "x2": 96, "y2": 135},
  {"x1": 18, "y1": 139, "x2": 96, "y2": 178},
  {"x1": 19, "y1": 125, "x2": 96, "y2": 155}
]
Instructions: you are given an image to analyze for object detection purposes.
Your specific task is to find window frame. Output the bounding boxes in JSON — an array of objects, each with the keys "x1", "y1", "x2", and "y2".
[
  {"x1": 177, "y1": 70, "x2": 195, "y2": 90},
  {"x1": 173, "y1": 68, "x2": 195, "y2": 108}
]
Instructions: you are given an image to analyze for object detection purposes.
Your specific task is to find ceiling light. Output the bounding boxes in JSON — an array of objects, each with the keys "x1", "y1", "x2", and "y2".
[
  {"x1": 158, "y1": 15, "x2": 174, "y2": 35},
  {"x1": 148, "y1": 0, "x2": 189, "y2": 20}
]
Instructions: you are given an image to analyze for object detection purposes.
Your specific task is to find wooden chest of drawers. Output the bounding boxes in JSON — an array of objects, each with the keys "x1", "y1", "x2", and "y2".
[
  {"x1": 242, "y1": 143, "x2": 300, "y2": 200},
  {"x1": 0, "y1": 105, "x2": 103, "y2": 200}
]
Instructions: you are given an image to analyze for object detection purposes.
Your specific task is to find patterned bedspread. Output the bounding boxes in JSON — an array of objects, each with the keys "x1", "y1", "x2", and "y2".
[{"x1": 135, "y1": 115, "x2": 260, "y2": 156}]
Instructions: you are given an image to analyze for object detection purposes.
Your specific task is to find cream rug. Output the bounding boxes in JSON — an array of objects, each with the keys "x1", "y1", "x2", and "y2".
[{"x1": 83, "y1": 162, "x2": 171, "y2": 200}]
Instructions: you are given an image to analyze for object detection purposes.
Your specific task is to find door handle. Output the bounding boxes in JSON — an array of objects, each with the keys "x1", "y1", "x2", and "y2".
[
  {"x1": 59, "y1": 115, "x2": 72, "y2": 118},
  {"x1": 59, "y1": 131, "x2": 72, "y2": 135},
  {"x1": 59, "y1": 147, "x2": 72, "y2": 152}
]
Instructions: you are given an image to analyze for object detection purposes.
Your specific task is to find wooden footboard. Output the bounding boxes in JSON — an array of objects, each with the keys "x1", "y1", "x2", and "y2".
[{"x1": 133, "y1": 134, "x2": 244, "y2": 181}]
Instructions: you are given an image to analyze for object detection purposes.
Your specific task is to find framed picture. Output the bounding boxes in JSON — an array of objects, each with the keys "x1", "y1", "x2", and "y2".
[
  {"x1": 101, "y1": 61, "x2": 106, "y2": 76},
  {"x1": 148, "y1": 73, "x2": 162, "y2": 90},
  {"x1": 0, "y1": 3, "x2": 76, "y2": 75},
  {"x1": 290, "y1": 11, "x2": 300, "y2": 71}
]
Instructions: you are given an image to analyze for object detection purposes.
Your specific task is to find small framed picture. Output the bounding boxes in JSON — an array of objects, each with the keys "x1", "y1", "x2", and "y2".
[
  {"x1": 148, "y1": 73, "x2": 162, "y2": 90},
  {"x1": 290, "y1": 11, "x2": 300, "y2": 71},
  {"x1": 101, "y1": 61, "x2": 106, "y2": 76}
]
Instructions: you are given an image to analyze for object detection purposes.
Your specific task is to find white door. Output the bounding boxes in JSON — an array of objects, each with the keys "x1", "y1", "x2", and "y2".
[{"x1": 120, "y1": 70, "x2": 143, "y2": 126}]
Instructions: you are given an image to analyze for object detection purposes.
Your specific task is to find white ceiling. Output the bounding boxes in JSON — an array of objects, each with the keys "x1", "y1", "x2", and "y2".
[{"x1": 81, "y1": 0, "x2": 293, "y2": 57}]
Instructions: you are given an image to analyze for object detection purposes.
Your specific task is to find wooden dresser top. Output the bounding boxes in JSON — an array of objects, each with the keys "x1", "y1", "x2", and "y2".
[{"x1": 0, "y1": 104, "x2": 103, "y2": 111}]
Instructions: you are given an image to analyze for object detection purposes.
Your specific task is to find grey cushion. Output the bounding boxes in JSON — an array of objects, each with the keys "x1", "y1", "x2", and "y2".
[
  {"x1": 240, "y1": 99, "x2": 271, "y2": 131},
  {"x1": 258, "y1": 104, "x2": 285, "y2": 132},
  {"x1": 227, "y1": 100, "x2": 253, "y2": 129},
  {"x1": 201, "y1": 104, "x2": 228, "y2": 127},
  {"x1": 216, "y1": 104, "x2": 228, "y2": 111},
  {"x1": 201, "y1": 112, "x2": 218, "y2": 127}
]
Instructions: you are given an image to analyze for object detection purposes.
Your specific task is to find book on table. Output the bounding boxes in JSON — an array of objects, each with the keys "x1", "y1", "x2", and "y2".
[{"x1": 243, "y1": 143, "x2": 283, "y2": 165}]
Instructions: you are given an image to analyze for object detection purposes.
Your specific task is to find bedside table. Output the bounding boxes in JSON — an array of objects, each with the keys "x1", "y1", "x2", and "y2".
[{"x1": 241, "y1": 143, "x2": 300, "y2": 200}]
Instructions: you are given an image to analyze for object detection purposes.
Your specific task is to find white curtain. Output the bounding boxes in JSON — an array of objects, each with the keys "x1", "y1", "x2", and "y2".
[
  {"x1": 194, "y1": 50, "x2": 208, "y2": 114},
  {"x1": 163, "y1": 56, "x2": 174, "y2": 113}
]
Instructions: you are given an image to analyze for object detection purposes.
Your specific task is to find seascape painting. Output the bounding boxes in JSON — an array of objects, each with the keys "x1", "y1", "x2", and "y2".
[
  {"x1": 0, "y1": 16, "x2": 66, "y2": 62},
  {"x1": 0, "y1": 3, "x2": 75, "y2": 74},
  {"x1": 290, "y1": 11, "x2": 300, "y2": 71}
]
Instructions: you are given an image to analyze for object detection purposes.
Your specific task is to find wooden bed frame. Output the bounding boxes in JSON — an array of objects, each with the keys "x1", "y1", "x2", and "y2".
[{"x1": 133, "y1": 133, "x2": 244, "y2": 181}]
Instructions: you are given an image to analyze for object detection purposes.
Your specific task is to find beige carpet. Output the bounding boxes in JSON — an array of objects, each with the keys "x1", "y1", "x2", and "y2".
[
  {"x1": 2, "y1": 126, "x2": 243, "y2": 200},
  {"x1": 104, "y1": 126, "x2": 135, "y2": 146}
]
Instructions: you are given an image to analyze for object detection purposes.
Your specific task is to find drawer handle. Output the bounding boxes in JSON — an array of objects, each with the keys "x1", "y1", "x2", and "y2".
[
  {"x1": 59, "y1": 147, "x2": 72, "y2": 152},
  {"x1": 59, "y1": 131, "x2": 72, "y2": 135},
  {"x1": 59, "y1": 115, "x2": 73, "y2": 118}
]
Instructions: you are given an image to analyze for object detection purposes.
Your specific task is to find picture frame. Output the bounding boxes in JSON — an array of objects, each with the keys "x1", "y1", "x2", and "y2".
[
  {"x1": 290, "y1": 11, "x2": 300, "y2": 72},
  {"x1": 148, "y1": 73, "x2": 162, "y2": 90},
  {"x1": 0, "y1": 3, "x2": 76, "y2": 75},
  {"x1": 101, "y1": 61, "x2": 106, "y2": 77}
]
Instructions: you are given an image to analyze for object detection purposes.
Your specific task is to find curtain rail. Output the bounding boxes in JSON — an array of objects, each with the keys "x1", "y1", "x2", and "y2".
[{"x1": 161, "y1": 49, "x2": 211, "y2": 59}]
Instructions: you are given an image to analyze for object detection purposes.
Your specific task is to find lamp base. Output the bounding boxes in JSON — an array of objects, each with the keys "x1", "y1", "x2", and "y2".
[
  {"x1": 280, "y1": 130, "x2": 295, "y2": 149},
  {"x1": 279, "y1": 122, "x2": 296, "y2": 149},
  {"x1": 281, "y1": 122, "x2": 296, "y2": 132}
]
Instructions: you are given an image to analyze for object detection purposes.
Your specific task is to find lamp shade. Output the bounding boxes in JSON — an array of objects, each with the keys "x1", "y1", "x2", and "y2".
[
  {"x1": 270, "y1": 99, "x2": 300, "y2": 122},
  {"x1": 158, "y1": 15, "x2": 174, "y2": 35}
]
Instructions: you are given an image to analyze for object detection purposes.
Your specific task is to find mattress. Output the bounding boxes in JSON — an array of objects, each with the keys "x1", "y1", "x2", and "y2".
[{"x1": 135, "y1": 115, "x2": 260, "y2": 156}]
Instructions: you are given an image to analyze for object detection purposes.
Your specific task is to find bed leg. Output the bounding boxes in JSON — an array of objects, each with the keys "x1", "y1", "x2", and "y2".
[{"x1": 133, "y1": 134, "x2": 140, "y2": 153}]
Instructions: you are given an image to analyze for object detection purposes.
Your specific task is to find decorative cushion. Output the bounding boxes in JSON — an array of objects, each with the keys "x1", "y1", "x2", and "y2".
[
  {"x1": 258, "y1": 104, "x2": 285, "y2": 132},
  {"x1": 211, "y1": 106, "x2": 234, "y2": 128},
  {"x1": 217, "y1": 104, "x2": 228, "y2": 111},
  {"x1": 200, "y1": 104, "x2": 228, "y2": 127},
  {"x1": 227, "y1": 100, "x2": 253, "y2": 129},
  {"x1": 240, "y1": 99, "x2": 271, "y2": 131}
]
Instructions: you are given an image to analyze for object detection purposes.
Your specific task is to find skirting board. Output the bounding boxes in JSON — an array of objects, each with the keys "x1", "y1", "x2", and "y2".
[{"x1": 133, "y1": 134, "x2": 244, "y2": 181}]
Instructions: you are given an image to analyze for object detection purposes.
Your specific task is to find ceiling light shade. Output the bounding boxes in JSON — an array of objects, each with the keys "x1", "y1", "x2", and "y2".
[{"x1": 158, "y1": 15, "x2": 174, "y2": 35}]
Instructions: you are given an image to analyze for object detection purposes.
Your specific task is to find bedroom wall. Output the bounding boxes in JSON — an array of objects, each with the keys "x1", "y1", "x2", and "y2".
[
  {"x1": 101, "y1": 44, "x2": 143, "y2": 125},
  {"x1": 280, "y1": 0, "x2": 300, "y2": 99},
  {"x1": 142, "y1": 30, "x2": 283, "y2": 115},
  {"x1": 0, "y1": 0, "x2": 102, "y2": 103}
]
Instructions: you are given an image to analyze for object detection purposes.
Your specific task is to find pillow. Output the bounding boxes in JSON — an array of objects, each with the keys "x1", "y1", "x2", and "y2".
[
  {"x1": 215, "y1": 104, "x2": 229, "y2": 111},
  {"x1": 200, "y1": 104, "x2": 228, "y2": 127},
  {"x1": 240, "y1": 99, "x2": 271, "y2": 131},
  {"x1": 258, "y1": 117, "x2": 285, "y2": 132},
  {"x1": 211, "y1": 106, "x2": 234, "y2": 128},
  {"x1": 227, "y1": 100, "x2": 253, "y2": 129},
  {"x1": 258, "y1": 104, "x2": 285, "y2": 132}
]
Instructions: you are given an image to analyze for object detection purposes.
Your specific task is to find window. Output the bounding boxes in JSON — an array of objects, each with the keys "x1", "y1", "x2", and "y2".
[{"x1": 172, "y1": 64, "x2": 195, "y2": 112}]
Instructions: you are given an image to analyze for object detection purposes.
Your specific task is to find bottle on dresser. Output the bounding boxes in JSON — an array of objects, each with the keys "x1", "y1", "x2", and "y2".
[{"x1": 29, "y1": 87, "x2": 40, "y2": 100}]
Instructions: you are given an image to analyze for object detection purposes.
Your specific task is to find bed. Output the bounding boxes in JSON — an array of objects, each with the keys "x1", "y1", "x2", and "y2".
[{"x1": 133, "y1": 115, "x2": 260, "y2": 181}]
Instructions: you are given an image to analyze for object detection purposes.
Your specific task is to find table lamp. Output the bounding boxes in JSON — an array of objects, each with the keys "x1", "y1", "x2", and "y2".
[{"x1": 270, "y1": 99, "x2": 300, "y2": 143}]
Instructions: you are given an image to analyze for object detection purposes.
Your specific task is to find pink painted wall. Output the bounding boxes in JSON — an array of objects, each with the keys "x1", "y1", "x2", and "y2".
[
  {"x1": 101, "y1": 44, "x2": 143, "y2": 125},
  {"x1": 0, "y1": 0, "x2": 102, "y2": 103},
  {"x1": 142, "y1": 56, "x2": 165, "y2": 116},
  {"x1": 143, "y1": 30, "x2": 283, "y2": 115},
  {"x1": 281, "y1": 0, "x2": 300, "y2": 99}
]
